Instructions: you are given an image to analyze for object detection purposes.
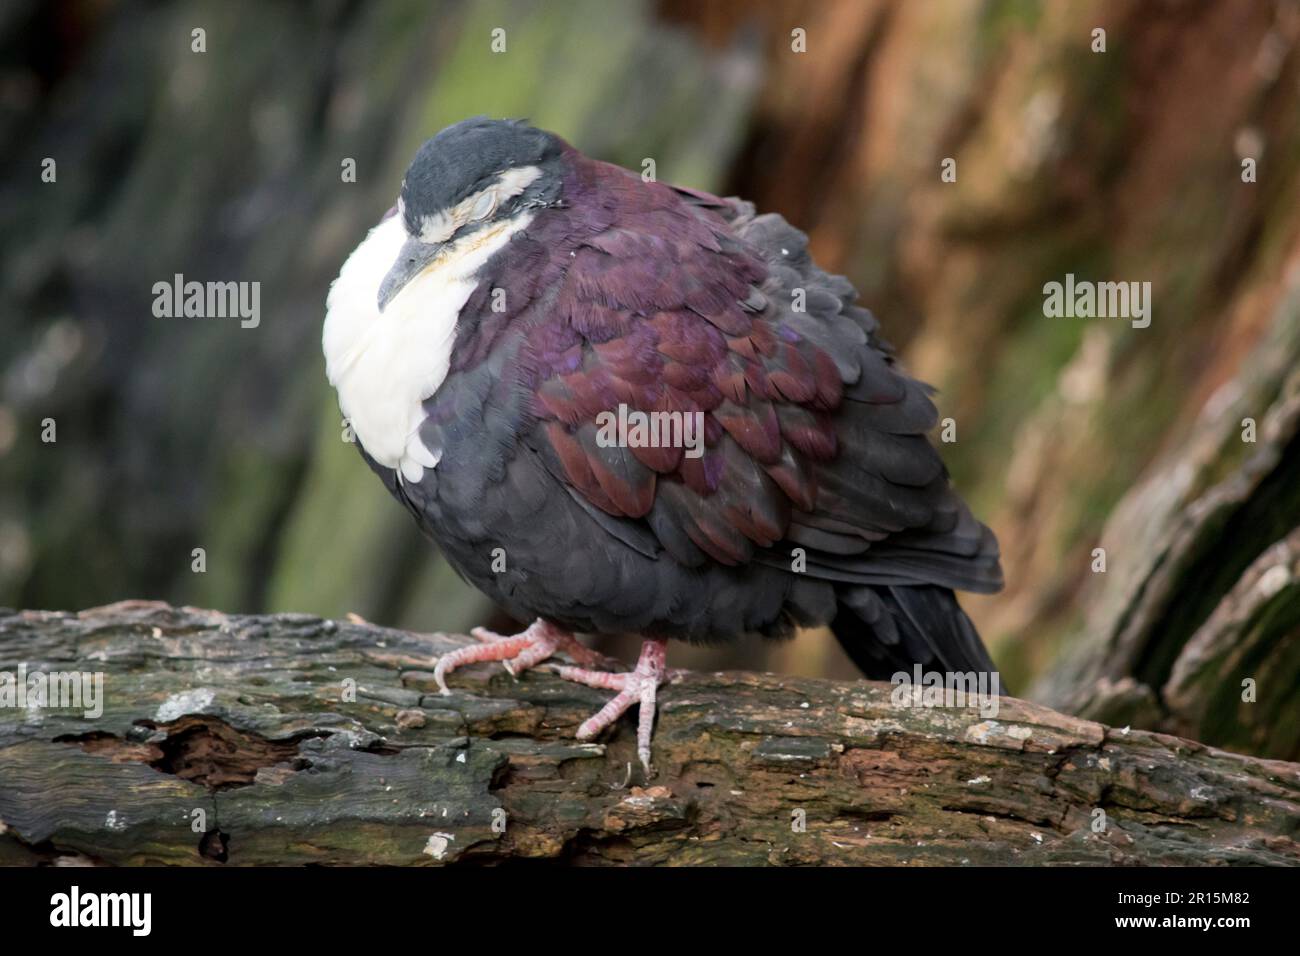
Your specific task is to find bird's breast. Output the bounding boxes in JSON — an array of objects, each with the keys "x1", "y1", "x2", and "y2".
[{"x1": 322, "y1": 213, "x2": 532, "y2": 483}]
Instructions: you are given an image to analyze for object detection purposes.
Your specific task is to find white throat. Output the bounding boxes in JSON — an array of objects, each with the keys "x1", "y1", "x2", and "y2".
[{"x1": 322, "y1": 212, "x2": 530, "y2": 483}]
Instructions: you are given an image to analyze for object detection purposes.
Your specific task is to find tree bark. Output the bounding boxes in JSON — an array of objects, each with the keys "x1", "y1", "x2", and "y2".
[
  {"x1": 1034, "y1": 299, "x2": 1300, "y2": 762},
  {"x1": 1, "y1": 601, "x2": 1297, "y2": 866}
]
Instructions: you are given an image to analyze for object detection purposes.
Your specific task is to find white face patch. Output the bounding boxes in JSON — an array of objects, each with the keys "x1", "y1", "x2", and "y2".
[{"x1": 322, "y1": 211, "x2": 532, "y2": 483}]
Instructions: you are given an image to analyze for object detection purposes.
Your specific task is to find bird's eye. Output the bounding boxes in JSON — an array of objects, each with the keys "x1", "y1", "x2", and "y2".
[{"x1": 469, "y1": 191, "x2": 496, "y2": 221}]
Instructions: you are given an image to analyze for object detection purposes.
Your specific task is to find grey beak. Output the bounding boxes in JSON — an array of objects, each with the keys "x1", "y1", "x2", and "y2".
[{"x1": 377, "y1": 235, "x2": 443, "y2": 312}]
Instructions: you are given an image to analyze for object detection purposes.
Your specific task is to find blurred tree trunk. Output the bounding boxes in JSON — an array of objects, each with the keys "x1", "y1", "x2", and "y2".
[{"x1": 1034, "y1": 291, "x2": 1300, "y2": 760}]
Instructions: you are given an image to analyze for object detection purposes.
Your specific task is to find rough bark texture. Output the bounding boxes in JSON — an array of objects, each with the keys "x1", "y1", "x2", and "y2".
[{"x1": 2, "y1": 601, "x2": 1298, "y2": 866}]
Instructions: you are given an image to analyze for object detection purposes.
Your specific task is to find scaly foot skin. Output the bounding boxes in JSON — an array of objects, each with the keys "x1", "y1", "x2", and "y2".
[
  {"x1": 433, "y1": 619, "x2": 616, "y2": 694},
  {"x1": 552, "y1": 638, "x2": 668, "y2": 775},
  {"x1": 434, "y1": 624, "x2": 669, "y2": 775}
]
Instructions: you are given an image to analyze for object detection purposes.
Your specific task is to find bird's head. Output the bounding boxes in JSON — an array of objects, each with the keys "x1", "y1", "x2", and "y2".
[{"x1": 377, "y1": 117, "x2": 565, "y2": 312}]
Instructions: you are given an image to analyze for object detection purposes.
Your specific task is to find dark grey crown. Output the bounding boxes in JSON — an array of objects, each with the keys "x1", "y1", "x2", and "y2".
[{"x1": 399, "y1": 118, "x2": 564, "y2": 233}]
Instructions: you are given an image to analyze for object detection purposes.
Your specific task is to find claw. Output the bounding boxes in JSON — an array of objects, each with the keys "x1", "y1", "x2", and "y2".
[
  {"x1": 556, "y1": 638, "x2": 667, "y2": 775},
  {"x1": 434, "y1": 620, "x2": 564, "y2": 694},
  {"x1": 432, "y1": 625, "x2": 670, "y2": 775}
]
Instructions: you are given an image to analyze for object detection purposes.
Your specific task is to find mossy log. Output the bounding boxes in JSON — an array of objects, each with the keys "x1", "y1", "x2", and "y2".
[{"x1": 1, "y1": 601, "x2": 1298, "y2": 866}]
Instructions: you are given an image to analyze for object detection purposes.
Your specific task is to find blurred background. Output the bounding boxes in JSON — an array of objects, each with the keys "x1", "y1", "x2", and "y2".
[{"x1": 2, "y1": 0, "x2": 1299, "y2": 759}]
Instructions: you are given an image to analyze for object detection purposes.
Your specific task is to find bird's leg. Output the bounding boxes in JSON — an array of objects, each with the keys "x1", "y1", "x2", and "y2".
[
  {"x1": 551, "y1": 637, "x2": 668, "y2": 775},
  {"x1": 434, "y1": 619, "x2": 615, "y2": 693}
]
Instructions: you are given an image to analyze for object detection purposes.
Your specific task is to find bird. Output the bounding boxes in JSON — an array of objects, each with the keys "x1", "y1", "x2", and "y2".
[{"x1": 323, "y1": 117, "x2": 1004, "y2": 774}]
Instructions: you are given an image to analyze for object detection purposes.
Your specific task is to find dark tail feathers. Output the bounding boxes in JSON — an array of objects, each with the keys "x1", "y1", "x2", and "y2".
[{"x1": 831, "y1": 584, "x2": 1008, "y2": 693}]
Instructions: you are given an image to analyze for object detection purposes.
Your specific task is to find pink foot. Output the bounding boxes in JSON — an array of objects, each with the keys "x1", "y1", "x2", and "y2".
[
  {"x1": 552, "y1": 638, "x2": 667, "y2": 775},
  {"x1": 434, "y1": 619, "x2": 613, "y2": 694}
]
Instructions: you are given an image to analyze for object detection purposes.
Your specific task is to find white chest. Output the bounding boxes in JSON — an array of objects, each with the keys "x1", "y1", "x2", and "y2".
[{"x1": 322, "y1": 214, "x2": 527, "y2": 483}]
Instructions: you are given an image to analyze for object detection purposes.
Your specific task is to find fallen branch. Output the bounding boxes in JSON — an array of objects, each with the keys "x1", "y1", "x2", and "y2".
[{"x1": 1, "y1": 601, "x2": 1297, "y2": 865}]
